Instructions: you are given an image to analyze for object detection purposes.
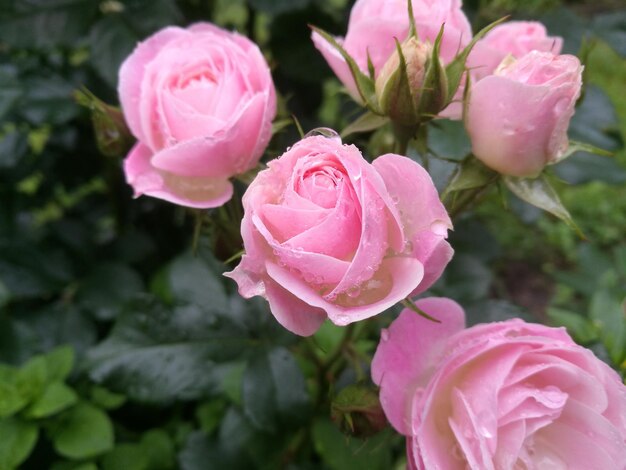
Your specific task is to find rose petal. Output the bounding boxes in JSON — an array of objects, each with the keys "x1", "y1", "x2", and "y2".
[
  {"x1": 118, "y1": 27, "x2": 185, "y2": 142},
  {"x1": 266, "y1": 257, "x2": 424, "y2": 326},
  {"x1": 151, "y1": 92, "x2": 269, "y2": 177},
  {"x1": 264, "y1": 278, "x2": 327, "y2": 336},
  {"x1": 371, "y1": 297, "x2": 465, "y2": 435},
  {"x1": 123, "y1": 142, "x2": 233, "y2": 208}
]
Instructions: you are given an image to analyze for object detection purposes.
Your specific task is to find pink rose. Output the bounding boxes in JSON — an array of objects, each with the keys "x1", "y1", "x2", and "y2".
[
  {"x1": 225, "y1": 135, "x2": 453, "y2": 336},
  {"x1": 312, "y1": 0, "x2": 471, "y2": 101},
  {"x1": 118, "y1": 23, "x2": 276, "y2": 208},
  {"x1": 465, "y1": 51, "x2": 583, "y2": 177},
  {"x1": 372, "y1": 299, "x2": 626, "y2": 470},
  {"x1": 468, "y1": 21, "x2": 563, "y2": 81}
]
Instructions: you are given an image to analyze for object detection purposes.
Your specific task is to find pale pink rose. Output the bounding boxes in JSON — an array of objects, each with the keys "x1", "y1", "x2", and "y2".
[
  {"x1": 372, "y1": 300, "x2": 626, "y2": 470},
  {"x1": 467, "y1": 21, "x2": 563, "y2": 82},
  {"x1": 118, "y1": 23, "x2": 276, "y2": 208},
  {"x1": 312, "y1": 0, "x2": 471, "y2": 101},
  {"x1": 465, "y1": 51, "x2": 583, "y2": 177},
  {"x1": 225, "y1": 135, "x2": 453, "y2": 336}
]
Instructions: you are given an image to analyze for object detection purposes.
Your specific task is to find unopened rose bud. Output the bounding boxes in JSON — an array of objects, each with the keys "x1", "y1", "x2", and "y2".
[
  {"x1": 375, "y1": 37, "x2": 432, "y2": 125},
  {"x1": 330, "y1": 384, "x2": 387, "y2": 438}
]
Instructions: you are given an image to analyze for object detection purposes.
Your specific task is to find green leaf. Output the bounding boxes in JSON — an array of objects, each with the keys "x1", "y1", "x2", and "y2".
[
  {"x1": 25, "y1": 382, "x2": 78, "y2": 419},
  {"x1": 20, "y1": 75, "x2": 79, "y2": 126},
  {"x1": 340, "y1": 112, "x2": 389, "y2": 138},
  {"x1": 0, "y1": 417, "x2": 38, "y2": 469},
  {"x1": 50, "y1": 462, "x2": 98, "y2": 470},
  {"x1": 434, "y1": 254, "x2": 492, "y2": 304},
  {"x1": 442, "y1": 157, "x2": 496, "y2": 199},
  {"x1": 85, "y1": 298, "x2": 249, "y2": 404},
  {"x1": 503, "y1": 175, "x2": 583, "y2": 236},
  {"x1": 590, "y1": 291, "x2": 626, "y2": 365},
  {"x1": 166, "y1": 252, "x2": 229, "y2": 312},
  {"x1": 76, "y1": 263, "x2": 144, "y2": 321},
  {"x1": 196, "y1": 401, "x2": 226, "y2": 435},
  {"x1": 465, "y1": 300, "x2": 533, "y2": 327},
  {"x1": 89, "y1": 386, "x2": 126, "y2": 411},
  {"x1": 51, "y1": 402, "x2": 114, "y2": 459},
  {"x1": 547, "y1": 307, "x2": 598, "y2": 344},
  {"x1": 87, "y1": 16, "x2": 138, "y2": 88},
  {"x1": 246, "y1": 0, "x2": 310, "y2": 14},
  {"x1": 16, "y1": 356, "x2": 48, "y2": 403},
  {"x1": 140, "y1": 429, "x2": 175, "y2": 470},
  {"x1": 102, "y1": 444, "x2": 148, "y2": 470},
  {"x1": 45, "y1": 345, "x2": 75, "y2": 382},
  {"x1": 427, "y1": 120, "x2": 471, "y2": 161},
  {"x1": 242, "y1": 347, "x2": 310, "y2": 432},
  {"x1": 0, "y1": 128, "x2": 28, "y2": 169},
  {"x1": 445, "y1": 17, "x2": 508, "y2": 102},
  {"x1": 312, "y1": 418, "x2": 393, "y2": 470},
  {"x1": 0, "y1": 366, "x2": 28, "y2": 418},
  {"x1": 0, "y1": 0, "x2": 98, "y2": 49},
  {"x1": 310, "y1": 27, "x2": 378, "y2": 111},
  {"x1": 0, "y1": 65, "x2": 22, "y2": 121}
]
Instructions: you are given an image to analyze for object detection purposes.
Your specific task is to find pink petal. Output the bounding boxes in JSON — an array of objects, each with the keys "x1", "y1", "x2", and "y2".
[
  {"x1": 151, "y1": 92, "x2": 269, "y2": 177},
  {"x1": 373, "y1": 154, "x2": 451, "y2": 236},
  {"x1": 466, "y1": 76, "x2": 562, "y2": 177},
  {"x1": 123, "y1": 142, "x2": 234, "y2": 209},
  {"x1": 409, "y1": 230, "x2": 454, "y2": 295},
  {"x1": 371, "y1": 297, "x2": 465, "y2": 435},
  {"x1": 264, "y1": 278, "x2": 327, "y2": 336},
  {"x1": 311, "y1": 31, "x2": 360, "y2": 100},
  {"x1": 118, "y1": 27, "x2": 185, "y2": 142},
  {"x1": 266, "y1": 256, "x2": 425, "y2": 326}
]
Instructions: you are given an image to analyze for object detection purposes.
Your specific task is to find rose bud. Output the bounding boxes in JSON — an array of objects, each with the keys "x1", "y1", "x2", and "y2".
[
  {"x1": 312, "y1": 0, "x2": 471, "y2": 102},
  {"x1": 375, "y1": 37, "x2": 435, "y2": 125},
  {"x1": 225, "y1": 134, "x2": 453, "y2": 336},
  {"x1": 118, "y1": 23, "x2": 276, "y2": 208},
  {"x1": 372, "y1": 298, "x2": 626, "y2": 470},
  {"x1": 465, "y1": 51, "x2": 583, "y2": 177},
  {"x1": 331, "y1": 384, "x2": 388, "y2": 438}
]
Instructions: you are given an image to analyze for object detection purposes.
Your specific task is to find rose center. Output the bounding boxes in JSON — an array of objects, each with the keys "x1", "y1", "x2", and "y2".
[{"x1": 299, "y1": 167, "x2": 344, "y2": 209}]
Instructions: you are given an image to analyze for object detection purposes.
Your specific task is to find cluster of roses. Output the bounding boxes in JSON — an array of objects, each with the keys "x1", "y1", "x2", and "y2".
[{"x1": 117, "y1": 1, "x2": 626, "y2": 468}]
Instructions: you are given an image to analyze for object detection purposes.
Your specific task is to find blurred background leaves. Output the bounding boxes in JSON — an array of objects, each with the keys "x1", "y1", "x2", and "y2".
[{"x1": 0, "y1": 0, "x2": 624, "y2": 468}]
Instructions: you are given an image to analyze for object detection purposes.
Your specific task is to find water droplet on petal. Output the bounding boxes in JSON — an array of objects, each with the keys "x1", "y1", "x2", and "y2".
[
  {"x1": 381, "y1": 329, "x2": 389, "y2": 341},
  {"x1": 430, "y1": 220, "x2": 449, "y2": 236},
  {"x1": 304, "y1": 127, "x2": 342, "y2": 144}
]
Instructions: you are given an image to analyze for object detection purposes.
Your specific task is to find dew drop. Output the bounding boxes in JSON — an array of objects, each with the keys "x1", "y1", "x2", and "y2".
[
  {"x1": 430, "y1": 220, "x2": 449, "y2": 236},
  {"x1": 304, "y1": 127, "x2": 342, "y2": 144}
]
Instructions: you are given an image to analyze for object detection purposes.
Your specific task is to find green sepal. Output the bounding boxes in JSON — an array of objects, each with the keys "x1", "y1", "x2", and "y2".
[
  {"x1": 74, "y1": 87, "x2": 134, "y2": 157},
  {"x1": 442, "y1": 157, "x2": 497, "y2": 200},
  {"x1": 445, "y1": 16, "x2": 508, "y2": 106},
  {"x1": 407, "y1": 0, "x2": 418, "y2": 39},
  {"x1": 552, "y1": 140, "x2": 614, "y2": 164},
  {"x1": 503, "y1": 174, "x2": 584, "y2": 237},
  {"x1": 377, "y1": 38, "x2": 419, "y2": 125},
  {"x1": 341, "y1": 112, "x2": 389, "y2": 138},
  {"x1": 310, "y1": 26, "x2": 380, "y2": 113},
  {"x1": 417, "y1": 24, "x2": 448, "y2": 118}
]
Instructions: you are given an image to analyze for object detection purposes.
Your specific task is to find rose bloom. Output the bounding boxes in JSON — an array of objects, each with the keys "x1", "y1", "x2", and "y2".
[
  {"x1": 118, "y1": 23, "x2": 276, "y2": 208},
  {"x1": 465, "y1": 51, "x2": 583, "y2": 177},
  {"x1": 468, "y1": 21, "x2": 563, "y2": 82},
  {"x1": 372, "y1": 298, "x2": 626, "y2": 470},
  {"x1": 312, "y1": 0, "x2": 471, "y2": 101},
  {"x1": 225, "y1": 135, "x2": 453, "y2": 336}
]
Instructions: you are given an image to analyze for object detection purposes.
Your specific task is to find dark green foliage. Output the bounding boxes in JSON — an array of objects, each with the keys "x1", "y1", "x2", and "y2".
[{"x1": 0, "y1": 0, "x2": 625, "y2": 468}]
